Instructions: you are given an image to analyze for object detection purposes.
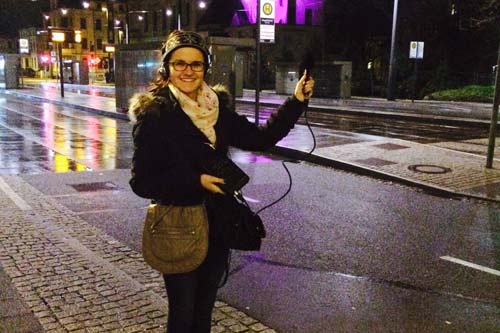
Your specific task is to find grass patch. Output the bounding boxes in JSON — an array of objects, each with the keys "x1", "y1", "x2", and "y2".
[{"x1": 424, "y1": 85, "x2": 494, "y2": 103}]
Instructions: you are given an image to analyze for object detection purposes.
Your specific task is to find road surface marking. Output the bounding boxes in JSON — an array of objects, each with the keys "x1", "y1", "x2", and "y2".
[
  {"x1": 440, "y1": 256, "x2": 500, "y2": 277},
  {"x1": 0, "y1": 177, "x2": 32, "y2": 210}
]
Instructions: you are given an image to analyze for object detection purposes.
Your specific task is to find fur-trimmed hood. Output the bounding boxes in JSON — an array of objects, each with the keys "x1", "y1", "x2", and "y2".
[{"x1": 128, "y1": 84, "x2": 233, "y2": 123}]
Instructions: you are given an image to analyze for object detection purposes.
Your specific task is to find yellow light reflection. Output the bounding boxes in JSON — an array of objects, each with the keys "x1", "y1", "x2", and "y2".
[
  {"x1": 53, "y1": 153, "x2": 86, "y2": 173},
  {"x1": 101, "y1": 119, "x2": 117, "y2": 169},
  {"x1": 54, "y1": 153, "x2": 69, "y2": 172}
]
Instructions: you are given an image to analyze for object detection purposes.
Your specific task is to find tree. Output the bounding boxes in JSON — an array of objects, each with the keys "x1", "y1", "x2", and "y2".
[{"x1": 323, "y1": 0, "x2": 500, "y2": 97}]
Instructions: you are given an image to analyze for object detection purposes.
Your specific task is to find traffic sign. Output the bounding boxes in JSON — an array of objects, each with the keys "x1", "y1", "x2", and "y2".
[
  {"x1": 260, "y1": 0, "x2": 275, "y2": 43},
  {"x1": 409, "y1": 41, "x2": 424, "y2": 59}
]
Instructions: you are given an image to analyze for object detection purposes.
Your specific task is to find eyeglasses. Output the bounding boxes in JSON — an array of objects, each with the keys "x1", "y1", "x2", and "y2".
[{"x1": 169, "y1": 60, "x2": 205, "y2": 72}]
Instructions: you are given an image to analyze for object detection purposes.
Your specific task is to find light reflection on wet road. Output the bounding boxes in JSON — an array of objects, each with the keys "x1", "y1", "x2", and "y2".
[
  {"x1": 0, "y1": 96, "x2": 133, "y2": 174},
  {"x1": 0, "y1": 92, "x2": 491, "y2": 175}
]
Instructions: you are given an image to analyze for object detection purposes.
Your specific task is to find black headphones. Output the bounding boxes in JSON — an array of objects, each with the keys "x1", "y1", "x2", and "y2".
[
  {"x1": 158, "y1": 31, "x2": 211, "y2": 80},
  {"x1": 158, "y1": 52, "x2": 211, "y2": 80},
  {"x1": 158, "y1": 64, "x2": 168, "y2": 79}
]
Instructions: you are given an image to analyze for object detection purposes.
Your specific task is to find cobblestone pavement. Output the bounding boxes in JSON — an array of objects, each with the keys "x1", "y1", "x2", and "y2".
[{"x1": 0, "y1": 175, "x2": 277, "y2": 333}]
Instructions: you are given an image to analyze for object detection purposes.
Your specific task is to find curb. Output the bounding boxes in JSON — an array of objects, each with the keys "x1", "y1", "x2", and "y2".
[{"x1": 270, "y1": 146, "x2": 500, "y2": 203}]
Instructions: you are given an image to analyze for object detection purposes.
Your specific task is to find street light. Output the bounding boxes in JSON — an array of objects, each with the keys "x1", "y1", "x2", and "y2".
[
  {"x1": 51, "y1": 30, "x2": 65, "y2": 97},
  {"x1": 177, "y1": 0, "x2": 181, "y2": 30},
  {"x1": 387, "y1": 0, "x2": 399, "y2": 101}
]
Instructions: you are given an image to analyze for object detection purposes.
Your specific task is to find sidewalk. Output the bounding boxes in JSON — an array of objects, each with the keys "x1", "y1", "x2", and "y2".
[
  {"x1": 4, "y1": 83, "x2": 500, "y2": 203},
  {"x1": 0, "y1": 171, "x2": 275, "y2": 333}
]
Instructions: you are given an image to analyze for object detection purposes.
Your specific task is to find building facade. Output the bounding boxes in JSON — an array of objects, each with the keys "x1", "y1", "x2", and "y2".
[
  {"x1": 39, "y1": 0, "x2": 128, "y2": 82},
  {"x1": 20, "y1": 0, "x2": 325, "y2": 87},
  {"x1": 0, "y1": 34, "x2": 16, "y2": 54}
]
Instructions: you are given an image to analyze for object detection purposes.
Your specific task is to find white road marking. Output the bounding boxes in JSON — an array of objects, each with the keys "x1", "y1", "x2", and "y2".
[
  {"x1": 440, "y1": 256, "x2": 500, "y2": 277},
  {"x1": 0, "y1": 177, "x2": 32, "y2": 210}
]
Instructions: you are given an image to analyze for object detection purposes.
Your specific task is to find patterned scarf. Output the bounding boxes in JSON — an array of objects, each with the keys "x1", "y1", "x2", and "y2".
[{"x1": 168, "y1": 81, "x2": 219, "y2": 145}]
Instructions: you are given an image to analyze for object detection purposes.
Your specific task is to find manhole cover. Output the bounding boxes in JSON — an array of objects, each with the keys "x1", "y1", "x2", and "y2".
[
  {"x1": 70, "y1": 182, "x2": 118, "y2": 192},
  {"x1": 408, "y1": 164, "x2": 451, "y2": 174}
]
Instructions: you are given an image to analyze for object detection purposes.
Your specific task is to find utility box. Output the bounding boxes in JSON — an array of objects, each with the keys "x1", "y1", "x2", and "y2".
[
  {"x1": 114, "y1": 42, "x2": 162, "y2": 112},
  {"x1": 72, "y1": 60, "x2": 89, "y2": 85},
  {"x1": 276, "y1": 61, "x2": 352, "y2": 98},
  {"x1": 0, "y1": 53, "x2": 20, "y2": 89},
  {"x1": 206, "y1": 37, "x2": 254, "y2": 98}
]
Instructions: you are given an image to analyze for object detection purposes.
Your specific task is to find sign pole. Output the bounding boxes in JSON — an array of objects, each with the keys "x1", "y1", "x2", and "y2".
[
  {"x1": 255, "y1": 0, "x2": 260, "y2": 125},
  {"x1": 255, "y1": 0, "x2": 275, "y2": 125},
  {"x1": 409, "y1": 41, "x2": 424, "y2": 103},
  {"x1": 58, "y1": 43, "x2": 64, "y2": 98},
  {"x1": 20, "y1": 62, "x2": 24, "y2": 88},
  {"x1": 486, "y1": 40, "x2": 500, "y2": 168},
  {"x1": 412, "y1": 59, "x2": 418, "y2": 102},
  {"x1": 387, "y1": 0, "x2": 399, "y2": 101}
]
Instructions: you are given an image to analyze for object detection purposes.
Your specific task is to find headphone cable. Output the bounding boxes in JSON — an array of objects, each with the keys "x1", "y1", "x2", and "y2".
[{"x1": 254, "y1": 100, "x2": 316, "y2": 215}]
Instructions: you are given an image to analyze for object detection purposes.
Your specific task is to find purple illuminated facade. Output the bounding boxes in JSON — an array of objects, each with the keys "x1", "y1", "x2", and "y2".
[{"x1": 232, "y1": 0, "x2": 323, "y2": 26}]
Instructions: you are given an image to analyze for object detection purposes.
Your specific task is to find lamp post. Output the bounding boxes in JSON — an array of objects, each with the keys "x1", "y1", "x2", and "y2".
[
  {"x1": 82, "y1": 1, "x2": 97, "y2": 83},
  {"x1": 486, "y1": 42, "x2": 500, "y2": 168},
  {"x1": 387, "y1": 0, "x2": 399, "y2": 101},
  {"x1": 255, "y1": 0, "x2": 261, "y2": 125},
  {"x1": 51, "y1": 30, "x2": 66, "y2": 97},
  {"x1": 177, "y1": 0, "x2": 181, "y2": 30}
]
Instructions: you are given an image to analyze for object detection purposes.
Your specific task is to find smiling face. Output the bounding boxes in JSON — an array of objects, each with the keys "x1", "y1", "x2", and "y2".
[{"x1": 168, "y1": 47, "x2": 205, "y2": 100}]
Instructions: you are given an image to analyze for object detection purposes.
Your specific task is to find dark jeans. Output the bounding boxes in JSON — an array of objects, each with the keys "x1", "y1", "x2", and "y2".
[{"x1": 163, "y1": 245, "x2": 229, "y2": 333}]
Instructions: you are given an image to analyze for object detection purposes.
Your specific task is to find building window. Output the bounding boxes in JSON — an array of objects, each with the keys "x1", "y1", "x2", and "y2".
[
  {"x1": 95, "y1": 19, "x2": 102, "y2": 31},
  {"x1": 97, "y1": 38, "x2": 102, "y2": 50},
  {"x1": 144, "y1": 13, "x2": 149, "y2": 33},
  {"x1": 61, "y1": 17, "x2": 69, "y2": 28},
  {"x1": 184, "y1": 5, "x2": 190, "y2": 26},
  {"x1": 82, "y1": 38, "x2": 88, "y2": 49},
  {"x1": 153, "y1": 11, "x2": 158, "y2": 32},
  {"x1": 162, "y1": 10, "x2": 167, "y2": 31},
  {"x1": 80, "y1": 18, "x2": 87, "y2": 29},
  {"x1": 305, "y1": 9, "x2": 312, "y2": 26}
]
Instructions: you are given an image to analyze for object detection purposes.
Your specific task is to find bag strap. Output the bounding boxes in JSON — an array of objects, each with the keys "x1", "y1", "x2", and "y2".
[
  {"x1": 149, "y1": 203, "x2": 173, "y2": 233},
  {"x1": 218, "y1": 250, "x2": 232, "y2": 289}
]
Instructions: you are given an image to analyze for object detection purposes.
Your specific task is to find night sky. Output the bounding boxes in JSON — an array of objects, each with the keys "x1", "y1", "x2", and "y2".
[{"x1": 0, "y1": 0, "x2": 82, "y2": 37}]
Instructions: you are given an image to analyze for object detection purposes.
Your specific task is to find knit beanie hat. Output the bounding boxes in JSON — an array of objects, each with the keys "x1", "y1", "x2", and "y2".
[{"x1": 161, "y1": 30, "x2": 210, "y2": 65}]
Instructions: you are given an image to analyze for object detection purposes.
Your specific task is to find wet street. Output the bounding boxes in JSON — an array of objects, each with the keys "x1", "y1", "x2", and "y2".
[
  {"x1": 0, "y1": 92, "x2": 493, "y2": 175},
  {"x1": 0, "y1": 94, "x2": 133, "y2": 174},
  {"x1": 0, "y1": 91, "x2": 499, "y2": 332}
]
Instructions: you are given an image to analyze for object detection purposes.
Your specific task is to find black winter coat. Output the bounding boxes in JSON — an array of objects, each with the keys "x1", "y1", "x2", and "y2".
[{"x1": 129, "y1": 85, "x2": 306, "y2": 207}]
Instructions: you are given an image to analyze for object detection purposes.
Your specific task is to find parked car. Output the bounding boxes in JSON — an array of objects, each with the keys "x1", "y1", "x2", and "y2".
[{"x1": 21, "y1": 68, "x2": 37, "y2": 77}]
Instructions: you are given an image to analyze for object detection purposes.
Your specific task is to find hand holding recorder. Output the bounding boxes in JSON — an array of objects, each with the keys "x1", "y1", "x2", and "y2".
[{"x1": 294, "y1": 70, "x2": 315, "y2": 102}]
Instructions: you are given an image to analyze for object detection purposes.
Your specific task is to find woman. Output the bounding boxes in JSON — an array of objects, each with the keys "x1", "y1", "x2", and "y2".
[{"x1": 129, "y1": 30, "x2": 314, "y2": 333}]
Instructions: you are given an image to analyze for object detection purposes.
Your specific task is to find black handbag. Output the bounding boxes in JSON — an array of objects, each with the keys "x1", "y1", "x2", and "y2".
[{"x1": 207, "y1": 192, "x2": 266, "y2": 251}]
